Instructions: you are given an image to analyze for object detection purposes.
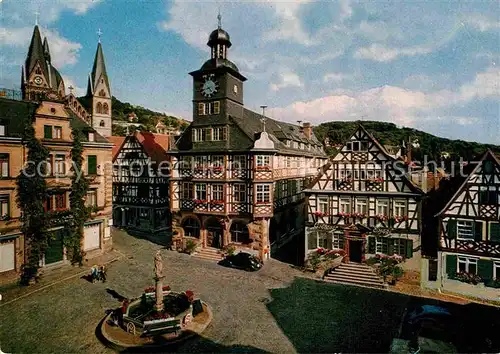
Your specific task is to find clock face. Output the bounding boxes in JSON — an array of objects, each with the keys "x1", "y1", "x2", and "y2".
[
  {"x1": 201, "y1": 78, "x2": 218, "y2": 97},
  {"x1": 34, "y1": 76, "x2": 43, "y2": 85}
]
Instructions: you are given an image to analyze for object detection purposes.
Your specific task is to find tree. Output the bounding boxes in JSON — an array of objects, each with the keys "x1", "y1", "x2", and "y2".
[
  {"x1": 16, "y1": 116, "x2": 50, "y2": 284},
  {"x1": 67, "y1": 128, "x2": 91, "y2": 265},
  {"x1": 112, "y1": 124, "x2": 127, "y2": 136}
]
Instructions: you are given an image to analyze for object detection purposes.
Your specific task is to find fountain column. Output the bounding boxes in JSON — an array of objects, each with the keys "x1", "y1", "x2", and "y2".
[{"x1": 154, "y1": 250, "x2": 164, "y2": 312}]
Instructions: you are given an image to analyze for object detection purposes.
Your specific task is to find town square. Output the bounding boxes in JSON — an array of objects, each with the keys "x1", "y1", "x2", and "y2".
[{"x1": 0, "y1": 0, "x2": 499, "y2": 352}]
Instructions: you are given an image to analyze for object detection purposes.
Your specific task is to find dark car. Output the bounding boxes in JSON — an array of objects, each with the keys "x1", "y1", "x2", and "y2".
[{"x1": 218, "y1": 252, "x2": 263, "y2": 271}]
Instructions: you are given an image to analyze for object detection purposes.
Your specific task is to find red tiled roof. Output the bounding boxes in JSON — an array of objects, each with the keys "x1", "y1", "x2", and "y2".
[
  {"x1": 136, "y1": 132, "x2": 171, "y2": 163},
  {"x1": 108, "y1": 136, "x2": 126, "y2": 161}
]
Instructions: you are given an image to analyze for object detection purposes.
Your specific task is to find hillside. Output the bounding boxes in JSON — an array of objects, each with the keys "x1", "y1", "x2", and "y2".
[
  {"x1": 314, "y1": 121, "x2": 500, "y2": 161},
  {"x1": 110, "y1": 96, "x2": 189, "y2": 136}
]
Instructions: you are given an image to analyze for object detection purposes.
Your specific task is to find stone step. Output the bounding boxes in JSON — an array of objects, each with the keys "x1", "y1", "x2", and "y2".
[
  {"x1": 333, "y1": 267, "x2": 377, "y2": 277},
  {"x1": 324, "y1": 276, "x2": 387, "y2": 289},
  {"x1": 326, "y1": 272, "x2": 384, "y2": 284},
  {"x1": 200, "y1": 247, "x2": 222, "y2": 254},
  {"x1": 192, "y1": 253, "x2": 223, "y2": 261},
  {"x1": 340, "y1": 262, "x2": 373, "y2": 270},
  {"x1": 331, "y1": 271, "x2": 383, "y2": 282}
]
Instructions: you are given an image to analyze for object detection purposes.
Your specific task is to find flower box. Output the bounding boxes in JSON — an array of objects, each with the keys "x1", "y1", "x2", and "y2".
[
  {"x1": 314, "y1": 211, "x2": 328, "y2": 217},
  {"x1": 336, "y1": 212, "x2": 351, "y2": 218},
  {"x1": 392, "y1": 215, "x2": 409, "y2": 223},
  {"x1": 376, "y1": 214, "x2": 389, "y2": 221},
  {"x1": 255, "y1": 165, "x2": 271, "y2": 171},
  {"x1": 211, "y1": 200, "x2": 224, "y2": 204},
  {"x1": 193, "y1": 199, "x2": 207, "y2": 205},
  {"x1": 194, "y1": 166, "x2": 205, "y2": 172},
  {"x1": 367, "y1": 178, "x2": 384, "y2": 183},
  {"x1": 212, "y1": 167, "x2": 223, "y2": 173}
]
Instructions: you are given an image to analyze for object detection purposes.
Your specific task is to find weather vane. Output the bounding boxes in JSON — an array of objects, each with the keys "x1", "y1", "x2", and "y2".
[
  {"x1": 97, "y1": 28, "x2": 103, "y2": 43},
  {"x1": 34, "y1": 10, "x2": 40, "y2": 26},
  {"x1": 260, "y1": 105, "x2": 267, "y2": 133}
]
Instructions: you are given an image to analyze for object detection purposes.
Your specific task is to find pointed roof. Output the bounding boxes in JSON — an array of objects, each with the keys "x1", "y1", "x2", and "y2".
[
  {"x1": 25, "y1": 25, "x2": 48, "y2": 78},
  {"x1": 87, "y1": 42, "x2": 110, "y2": 96},
  {"x1": 108, "y1": 136, "x2": 126, "y2": 161},
  {"x1": 43, "y1": 37, "x2": 51, "y2": 62}
]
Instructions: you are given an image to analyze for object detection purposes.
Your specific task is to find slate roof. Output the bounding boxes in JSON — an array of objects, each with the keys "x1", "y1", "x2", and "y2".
[
  {"x1": 87, "y1": 43, "x2": 110, "y2": 96},
  {"x1": 25, "y1": 26, "x2": 47, "y2": 79},
  {"x1": 0, "y1": 97, "x2": 109, "y2": 144}
]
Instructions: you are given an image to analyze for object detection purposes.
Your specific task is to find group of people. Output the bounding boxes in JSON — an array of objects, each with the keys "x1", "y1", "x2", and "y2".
[{"x1": 89, "y1": 264, "x2": 107, "y2": 283}]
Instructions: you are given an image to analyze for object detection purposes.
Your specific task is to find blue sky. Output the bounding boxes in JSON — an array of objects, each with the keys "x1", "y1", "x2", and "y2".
[{"x1": 0, "y1": 0, "x2": 498, "y2": 144}]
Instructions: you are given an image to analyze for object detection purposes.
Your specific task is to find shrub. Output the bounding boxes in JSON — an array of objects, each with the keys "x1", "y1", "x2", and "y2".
[
  {"x1": 450, "y1": 271, "x2": 483, "y2": 285},
  {"x1": 307, "y1": 252, "x2": 322, "y2": 271},
  {"x1": 223, "y1": 244, "x2": 236, "y2": 256},
  {"x1": 485, "y1": 279, "x2": 500, "y2": 288},
  {"x1": 184, "y1": 239, "x2": 198, "y2": 254},
  {"x1": 365, "y1": 257, "x2": 379, "y2": 266}
]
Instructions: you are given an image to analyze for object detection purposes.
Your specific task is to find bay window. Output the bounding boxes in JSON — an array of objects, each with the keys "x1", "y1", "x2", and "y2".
[
  {"x1": 256, "y1": 184, "x2": 270, "y2": 203},
  {"x1": 212, "y1": 184, "x2": 224, "y2": 201},
  {"x1": 195, "y1": 184, "x2": 207, "y2": 201},
  {"x1": 233, "y1": 184, "x2": 246, "y2": 202},
  {"x1": 256, "y1": 155, "x2": 270, "y2": 167}
]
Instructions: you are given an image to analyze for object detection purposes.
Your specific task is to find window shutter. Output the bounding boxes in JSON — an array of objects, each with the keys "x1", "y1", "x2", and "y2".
[
  {"x1": 205, "y1": 128, "x2": 212, "y2": 141},
  {"x1": 406, "y1": 239, "x2": 413, "y2": 259},
  {"x1": 474, "y1": 221, "x2": 483, "y2": 241},
  {"x1": 478, "y1": 259, "x2": 493, "y2": 281},
  {"x1": 367, "y1": 236, "x2": 375, "y2": 254},
  {"x1": 446, "y1": 219, "x2": 457, "y2": 239},
  {"x1": 87, "y1": 155, "x2": 97, "y2": 175},
  {"x1": 489, "y1": 223, "x2": 500, "y2": 242},
  {"x1": 44, "y1": 125, "x2": 52, "y2": 139},
  {"x1": 214, "y1": 101, "x2": 220, "y2": 114},
  {"x1": 198, "y1": 103, "x2": 205, "y2": 115},
  {"x1": 446, "y1": 255, "x2": 457, "y2": 275}
]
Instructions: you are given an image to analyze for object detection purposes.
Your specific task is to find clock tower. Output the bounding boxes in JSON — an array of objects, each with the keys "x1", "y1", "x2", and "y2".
[{"x1": 189, "y1": 17, "x2": 247, "y2": 124}]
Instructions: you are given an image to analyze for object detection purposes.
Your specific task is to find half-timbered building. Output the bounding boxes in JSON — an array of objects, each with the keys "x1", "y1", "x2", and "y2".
[
  {"x1": 421, "y1": 150, "x2": 500, "y2": 300},
  {"x1": 170, "y1": 22, "x2": 327, "y2": 262},
  {"x1": 111, "y1": 132, "x2": 172, "y2": 243},
  {"x1": 304, "y1": 125, "x2": 423, "y2": 266}
]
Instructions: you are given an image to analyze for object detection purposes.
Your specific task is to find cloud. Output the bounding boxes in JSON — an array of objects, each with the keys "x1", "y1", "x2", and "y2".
[
  {"x1": 0, "y1": 26, "x2": 81, "y2": 67},
  {"x1": 61, "y1": 75, "x2": 85, "y2": 96},
  {"x1": 323, "y1": 72, "x2": 350, "y2": 83},
  {"x1": 459, "y1": 66, "x2": 500, "y2": 100},
  {"x1": 465, "y1": 15, "x2": 500, "y2": 32},
  {"x1": 270, "y1": 71, "x2": 303, "y2": 91},
  {"x1": 354, "y1": 43, "x2": 434, "y2": 62}
]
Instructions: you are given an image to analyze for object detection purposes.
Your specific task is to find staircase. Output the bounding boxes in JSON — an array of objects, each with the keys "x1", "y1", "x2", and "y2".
[
  {"x1": 192, "y1": 247, "x2": 224, "y2": 262},
  {"x1": 324, "y1": 262, "x2": 387, "y2": 289}
]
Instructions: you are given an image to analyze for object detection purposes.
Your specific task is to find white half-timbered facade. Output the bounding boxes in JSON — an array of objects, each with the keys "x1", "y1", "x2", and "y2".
[
  {"x1": 422, "y1": 150, "x2": 500, "y2": 300},
  {"x1": 304, "y1": 125, "x2": 423, "y2": 265}
]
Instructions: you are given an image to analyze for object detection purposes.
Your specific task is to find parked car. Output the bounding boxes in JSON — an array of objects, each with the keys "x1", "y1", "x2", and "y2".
[{"x1": 218, "y1": 252, "x2": 263, "y2": 271}]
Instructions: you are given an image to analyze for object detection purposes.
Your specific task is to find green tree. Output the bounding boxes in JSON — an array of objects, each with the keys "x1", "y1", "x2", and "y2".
[
  {"x1": 16, "y1": 117, "x2": 50, "y2": 284},
  {"x1": 67, "y1": 128, "x2": 91, "y2": 265},
  {"x1": 112, "y1": 124, "x2": 127, "y2": 136}
]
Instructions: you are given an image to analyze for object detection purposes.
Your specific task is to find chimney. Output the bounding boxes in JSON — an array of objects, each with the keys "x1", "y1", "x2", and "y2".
[{"x1": 303, "y1": 122, "x2": 312, "y2": 139}]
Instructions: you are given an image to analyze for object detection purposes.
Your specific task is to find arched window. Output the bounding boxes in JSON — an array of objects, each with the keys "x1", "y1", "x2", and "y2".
[
  {"x1": 99, "y1": 89, "x2": 105, "y2": 97},
  {"x1": 100, "y1": 120, "x2": 105, "y2": 127},
  {"x1": 35, "y1": 68, "x2": 41, "y2": 75},
  {"x1": 96, "y1": 102, "x2": 102, "y2": 114},
  {"x1": 182, "y1": 217, "x2": 200, "y2": 238},
  {"x1": 77, "y1": 106, "x2": 81, "y2": 113},
  {"x1": 230, "y1": 221, "x2": 250, "y2": 243},
  {"x1": 73, "y1": 101, "x2": 77, "y2": 108},
  {"x1": 103, "y1": 103, "x2": 109, "y2": 115}
]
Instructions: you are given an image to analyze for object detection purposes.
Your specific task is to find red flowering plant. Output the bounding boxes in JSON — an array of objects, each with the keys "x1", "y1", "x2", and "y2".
[
  {"x1": 393, "y1": 215, "x2": 409, "y2": 223},
  {"x1": 194, "y1": 165, "x2": 205, "y2": 172},
  {"x1": 144, "y1": 312, "x2": 172, "y2": 322},
  {"x1": 336, "y1": 212, "x2": 351, "y2": 218},
  {"x1": 193, "y1": 199, "x2": 207, "y2": 205},
  {"x1": 185, "y1": 290, "x2": 194, "y2": 303},
  {"x1": 352, "y1": 212, "x2": 366, "y2": 219},
  {"x1": 212, "y1": 166, "x2": 223, "y2": 173},
  {"x1": 314, "y1": 211, "x2": 328, "y2": 217},
  {"x1": 255, "y1": 165, "x2": 271, "y2": 171},
  {"x1": 376, "y1": 214, "x2": 389, "y2": 221},
  {"x1": 367, "y1": 177, "x2": 384, "y2": 183}
]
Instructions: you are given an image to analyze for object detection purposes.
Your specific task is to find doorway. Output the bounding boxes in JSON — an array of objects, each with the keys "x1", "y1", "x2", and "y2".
[
  {"x1": 206, "y1": 217, "x2": 223, "y2": 249},
  {"x1": 349, "y1": 240, "x2": 363, "y2": 263}
]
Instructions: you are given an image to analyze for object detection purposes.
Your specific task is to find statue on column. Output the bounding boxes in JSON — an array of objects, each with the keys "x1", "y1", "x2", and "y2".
[
  {"x1": 153, "y1": 250, "x2": 164, "y2": 312},
  {"x1": 154, "y1": 250, "x2": 163, "y2": 279}
]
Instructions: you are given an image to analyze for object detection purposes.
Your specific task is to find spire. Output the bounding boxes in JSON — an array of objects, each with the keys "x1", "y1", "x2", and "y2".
[
  {"x1": 25, "y1": 25, "x2": 48, "y2": 77},
  {"x1": 87, "y1": 41, "x2": 110, "y2": 96},
  {"x1": 97, "y1": 28, "x2": 102, "y2": 43},
  {"x1": 217, "y1": 8, "x2": 222, "y2": 29},
  {"x1": 43, "y1": 37, "x2": 51, "y2": 62}
]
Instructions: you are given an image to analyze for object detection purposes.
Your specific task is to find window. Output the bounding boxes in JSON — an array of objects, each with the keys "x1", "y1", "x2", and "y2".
[
  {"x1": 88, "y1": 132, "x2": 95, "y2": 142},
  {"x1": 361, "y1": 141, "x2": 369, "y2": 151},
  {"x1": 194, "y1": 156, "x2": 207, "y2": 168},
  {"x1": 100, "y1": 120, "x2": 105, "y2": 127},
  {"x1": 231, "y1": 222, "x2": 250, "y2": 243},
  {"x1": 0, "y1": 124, "x2": 5, "y2": 136},
  {"x1": 377, "y1": 200, "x2": 389, "y2": 215},
  {"x1": 96, "y1": 102, "x2": 102, "y2": 114},
  {"x1": 212, "y1": 184, "x2": 224, "y2": 201},
  {"x1": 195, "y1": 184, "x2": 207, "y2": 201},
  {"x1": 489, "y1": 223, "x2": 500, "y2": 242},
  {"x1": 54, "y1": 126, "x2": 62, "y2": 139},
  {"x1": 234, "y1": 184, "x2": 246, "y2": 202},
  {"x1": 233, "y1": 155, "x2": 246, "y2": 170},
  {"x1": 394, "y1": 201, "x2": 406, "y2": 217},
  {"x1": 494, "y1": 261, "x2": 500, "y2": 280},
  {"x1": 355, "y1": 198, "x2": 367, "y2": 214},
  {"x1": 458, "y1": 256, "x2": 477, "y2": 274},
  {"x1": 99, "y1": 89, "x2": 105, "y2": 97},
  {"x1": 211, "y1": 156, "x2": 224, "y2": 168},
  {"x1": 457, "y1": 220, "x2": 474, "y2": 239},
  {"x1": 85, "y1": 190, "x2": 97, "y2": 207},
  {"x1": 87, "y1": 155, "x2": 97, "y2": 175},
  {"x1": 103, "y1": 103, "x2": 109, "y2": 115},
  {"x1": 212, "y1": 127, "x2": 226, "y2": 141},
  {"x1": 340, "y1": 198, "x2": 351, "y2": 213},
  {"x1": 45, "y1": 156, "x2": 52, "y2": 175},
  {"x1": 192, "y1": 128, "x2": 206, "y2": 142},
  {"x1": 198, "y1": 103, "x2": 206, "y2": 115},
  {"x1": 55, "y1": 193, "x2": 66, "y2": 210},
  {"x1": 199, "y1": 101, "x2": 220, "y2": 115},
  {"x1": 256, "y1": 155, "x2": 270, "y2": 167},
  {"x1": 0, "y1": 154, "x2": 8, "y2": 177},
  {"x1": 318, "y1": 197, "x2": 328, "y2": 214},
  {"x1": 256, "y1": 184, "x2": 270, "y2": 203},
  {"x1": 44, "y1": 125, "x2": 52, "y2": 139},
  {"x1": 352, "y1": 141, "x2": 360, "y2": 151},
  {"x1": 54, "y1": 155, "x2": 65, "y2": 175},
  {"x1": 483, "y1": 160, "x2": 494, "y2": 174},
  {"x1": 346, "y1": 142, "x2": 352, "y2": 151},
  {"x1": 479, "y1": 187, "x2": 497, "y2": 205},
  {"x1": 0, "y1": 195, "x2": 8, "y2": 217},
  {"x1": 181, "y1": 182, "x2": 193, "y2": 200}
]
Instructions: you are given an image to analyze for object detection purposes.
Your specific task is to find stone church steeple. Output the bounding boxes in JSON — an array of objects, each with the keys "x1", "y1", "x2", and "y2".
[{"x1": 87, "y1": 32, "x2": 112, "y2": 137}]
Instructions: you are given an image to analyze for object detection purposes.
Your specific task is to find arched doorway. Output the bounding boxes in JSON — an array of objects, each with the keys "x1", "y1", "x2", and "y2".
[
  {"x1": 230, "y1": 221, "x2": 250, "y2": 244},
  {"x1": 182, "y1": 217, "x2": 200, "y2": 238},
  {"x1": 205, "y1": 217, "x2": 223, "y2": 248}
]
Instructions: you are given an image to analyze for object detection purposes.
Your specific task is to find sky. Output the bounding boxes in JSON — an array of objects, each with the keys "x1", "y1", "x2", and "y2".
[{"x1": 0, "y1": 0, "x2": 499, "y2": 144}]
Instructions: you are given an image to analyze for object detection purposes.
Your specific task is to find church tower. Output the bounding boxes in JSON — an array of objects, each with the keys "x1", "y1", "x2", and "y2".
[
  {"x1": 87, "y1": 34, "x2": 112, "y2": 137},
  {"x1": 22, "y1": 25, "x2": 65, "y2": 101},
  {"x1": 189, "y1": 14, "x2": 247, "y2": 125}
]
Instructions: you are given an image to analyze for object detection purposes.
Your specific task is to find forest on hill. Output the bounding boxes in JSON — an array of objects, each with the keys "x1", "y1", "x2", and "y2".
[
  {"x1": 110, "y1": 96, "x2": 189, "y2": 136},
  {"x1": 313, "y1": 121, "x2": 500, "y2": 162}
]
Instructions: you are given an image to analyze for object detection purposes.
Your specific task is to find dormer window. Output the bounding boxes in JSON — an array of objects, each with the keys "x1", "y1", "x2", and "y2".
[
  {"x1": 346, "y1": 142, "x2": 352, "y2": 151},
  {"x1": 353, "y1": 141, "x2": 360, "y2": 151},
  {"x1": 88, "y1": 132, "x2": 95, "y2": 142}
]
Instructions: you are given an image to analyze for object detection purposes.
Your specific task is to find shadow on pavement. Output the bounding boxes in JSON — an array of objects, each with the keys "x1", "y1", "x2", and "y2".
[
  {"x1": 106, "y1": 288, "x2": 128, "y2": 302},
  {"x1": 265, "y1": 277, "x2": 500, "y2": 353}
]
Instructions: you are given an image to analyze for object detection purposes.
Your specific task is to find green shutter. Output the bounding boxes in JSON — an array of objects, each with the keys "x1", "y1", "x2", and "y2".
[
  {"x1": 367, "y1": 236, "x2": 375, "y2": 254},
  {"x1": 478, "y1": 259, "x2": 493, "y2": 281},
  {"x1": 489, "y1": 223, "x2": 500, "y2": 242},
  {"x1": 446, "y1": 219, "x2": 457, "y2": 239},
  {"x1": 44, "y1": 125, "x2": 52, "y2": 139},
  {"x1": 446, "y1": 255, "x2": 457, "y2": 275},
  {"x1": 406, "y1": 239, "x2": 413, "y2": 259},
  {"x1": 474, "y1": 221, "x2": 483, "y2": 241},
  {"x1": 87, "y1": 155, "x2": 97, "y2": 175}
]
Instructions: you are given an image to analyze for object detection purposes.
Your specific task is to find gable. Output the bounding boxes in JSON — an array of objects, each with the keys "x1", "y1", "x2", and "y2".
[
  {"x1": 115, "y1": 135, "x2": 150, "y2": 164},
  {"x1": 94, "y1": 74, "x2": 110, "y2": 98}
]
